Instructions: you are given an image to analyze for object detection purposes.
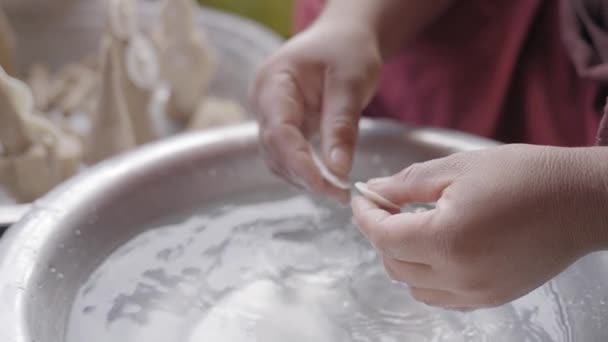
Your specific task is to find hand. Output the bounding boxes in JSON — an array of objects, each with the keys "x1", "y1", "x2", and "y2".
[
  {"x1": 352, "y1": 144, "x2": 608, "y2": 309},
  {"x1": 250, "y1": 19, "x2": 382, "y2": 199}
]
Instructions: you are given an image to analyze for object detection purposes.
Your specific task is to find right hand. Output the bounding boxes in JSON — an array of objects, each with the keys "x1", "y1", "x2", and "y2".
[{"x1": 250, "y1": 19, "x2": 382, "y2": 199}]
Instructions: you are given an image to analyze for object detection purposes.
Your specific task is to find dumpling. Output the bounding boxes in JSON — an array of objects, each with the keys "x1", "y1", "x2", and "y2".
[
  {"x1": 0, "y1": 64, "x2": 35, "y2": 156},
  {"x1": 158, "y1": 0, "x2": 216, "y2": 123},
  {"x1": 120, "y1": 31, "x2": 161, "y2": 144},
  {"x1": 83, "y1": 36, "x2": 136, "y2": 164},
  {"x1": 0, "y1": 65, "x2": 82, "y2": 202},
  {"x1": 85, "y1": 0, "x2": 161, "y2": 162}
]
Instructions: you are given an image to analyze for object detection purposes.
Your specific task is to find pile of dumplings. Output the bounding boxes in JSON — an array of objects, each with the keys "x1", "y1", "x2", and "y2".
[{"x1": 0, "y1": 0, "x2": 247, "y2": 203}]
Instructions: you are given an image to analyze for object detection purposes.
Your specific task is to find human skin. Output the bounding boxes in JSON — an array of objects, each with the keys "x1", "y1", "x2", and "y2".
[
  {"x1": 352, "y1": 144, "x2": 608, "y2": 309},
  {"x1": 250, "y1": 0, "x2": 454, "y2": 198}
]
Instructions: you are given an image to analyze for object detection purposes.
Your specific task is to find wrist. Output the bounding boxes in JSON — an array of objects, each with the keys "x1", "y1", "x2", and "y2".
[{"x1": 565, "y1": 147, "x2": 608, "y2": 253}]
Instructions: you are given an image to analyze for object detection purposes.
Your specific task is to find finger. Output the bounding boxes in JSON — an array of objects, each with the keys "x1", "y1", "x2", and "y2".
[
  {"x1": 351, "y1": 196, "x2": 434, "y2": 263},
  {"x1": 367, "y1": 156, "x2": 461, "y2": 205},
  {"x1": 260, "y1": 123, "x2": 324, "y2": 190},
  {"x1": 382, "y1": 257, "x2": 442, "y2": 290},
  {"x1": 253, "y1": 70, "x2": 327, "y2": 192},
  {"x1": 320, "y1": 76, "x2": 361, "y2": 179}
]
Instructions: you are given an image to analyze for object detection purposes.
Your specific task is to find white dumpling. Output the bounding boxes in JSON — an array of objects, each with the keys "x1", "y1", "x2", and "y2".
[
  {"x1": 119, "y1": 32, "x2": 161, "y2": 144},
  {"x1": 158, "y1": 0, "x2": 216, "y2": 123},
  {"x1": 84, "y1": 36, "x2": 136, "y2": 164},
  {"x1": 109, "y1": 0, "x2": 160, "y2": 144},
  {"x1": 0, "y1": 62, "x2": 32, "y2": 156},
  {"x1": 0, "y1": 65, "x2": 82, "y2": 202},
  {"x1": 85, "y1": 0, "x2": 162, "y2": 162}
]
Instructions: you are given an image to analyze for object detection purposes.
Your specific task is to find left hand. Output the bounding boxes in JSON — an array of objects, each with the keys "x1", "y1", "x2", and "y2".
[{"x1": 352, "y1": 144, "x2": 608, "y2": 310}]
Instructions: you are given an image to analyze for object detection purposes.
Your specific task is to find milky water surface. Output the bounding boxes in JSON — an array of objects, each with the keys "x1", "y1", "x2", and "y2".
[{"x1": 65, "y1": 189, "x2": 572, "y2": 342}]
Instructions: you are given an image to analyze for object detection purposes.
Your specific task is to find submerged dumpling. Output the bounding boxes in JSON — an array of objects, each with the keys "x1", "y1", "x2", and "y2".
[
  {"x1": 0, "y1": 65, "x2": 82, "y2": 202},
  {"x1": 158, "y1": 0, "x2": 216, "y2": 123},
  {"x1": 186, "y1": 277, "x2": 342, "y2": 342}
]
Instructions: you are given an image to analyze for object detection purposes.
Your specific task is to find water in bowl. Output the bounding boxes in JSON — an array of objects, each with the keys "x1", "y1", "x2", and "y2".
[{"x1": 65, "y1": 188, "x2": 572, "y2": 342}]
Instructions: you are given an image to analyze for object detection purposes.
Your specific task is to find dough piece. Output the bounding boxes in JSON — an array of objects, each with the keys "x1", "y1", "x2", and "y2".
[
  {"x1": 310, "y1": 148, "x2": 351, "y2": 190},
  {"x1": 84, "y1": 37, "x2": 136, "y2": 164},
  {"x1": 0, "y1": 5, "x2": 15, "y2": 75},
  {"x1": 0, "y1": 65, "x2": 82, "y2": 202},
  {"x1": 354, "y1": 182, "x2": 400, "y2": 211},
  {"x1": 159, "y1": 0, "x2": 216, "y2": 123},
  {"x1": 187, "y1": 96, "x2": 246, "y2": 130}
]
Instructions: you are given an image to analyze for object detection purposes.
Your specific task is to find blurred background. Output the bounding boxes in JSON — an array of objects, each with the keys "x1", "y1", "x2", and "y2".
[{"x1": 199, "y1": 0, "x2": 294, "y2": 37}]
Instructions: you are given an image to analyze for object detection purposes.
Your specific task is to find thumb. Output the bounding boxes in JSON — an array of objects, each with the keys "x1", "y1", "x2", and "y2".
[
  {"x1": 320, "y1": 78, "x2": 363, "y2": 179},
  {"x1": 367, "y1": 158, "x2": 460, "y2": 205}
]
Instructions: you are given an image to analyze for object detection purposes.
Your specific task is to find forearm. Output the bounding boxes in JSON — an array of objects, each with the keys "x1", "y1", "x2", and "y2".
[
  {"x1": 577, "y1": 147, "x2": 608, "y2": 251},
  {"x1": 317, "y1": 0, "x2": 455, "y2": 59}
]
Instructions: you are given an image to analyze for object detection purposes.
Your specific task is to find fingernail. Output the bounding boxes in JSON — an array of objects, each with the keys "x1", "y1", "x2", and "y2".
[{"x1": 330, "y1": 147, "x2": 350, "y2": 172}]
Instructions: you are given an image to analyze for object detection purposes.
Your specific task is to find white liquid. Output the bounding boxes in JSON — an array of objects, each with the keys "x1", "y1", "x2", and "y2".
[{"x1": 65, "y1": 190, "x2": 571, "y2": 342}]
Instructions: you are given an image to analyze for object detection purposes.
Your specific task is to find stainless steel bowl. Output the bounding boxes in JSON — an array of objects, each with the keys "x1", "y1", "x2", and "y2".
[{"x1": 1, "y1": 119, "x2": 607, "y2": 341}]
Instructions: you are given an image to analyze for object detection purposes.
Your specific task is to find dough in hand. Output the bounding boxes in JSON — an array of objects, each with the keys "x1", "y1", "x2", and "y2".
[
  {"x1": 354, "y1": 182, "x2": 400, "y2": 210},
  {"x1": 310, "y1": 147, "x2": 351, "y2": 190}
]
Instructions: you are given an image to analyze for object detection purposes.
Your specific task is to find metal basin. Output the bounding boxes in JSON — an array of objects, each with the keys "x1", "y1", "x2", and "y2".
[{"x1": 1, "y1": 119, "x2": 607, "y2": 342}]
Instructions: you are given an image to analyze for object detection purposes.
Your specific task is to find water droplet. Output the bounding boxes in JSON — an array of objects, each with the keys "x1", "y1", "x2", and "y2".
[{"x1": 75, "y1": 230, "x2": 82, "y2": 236}]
